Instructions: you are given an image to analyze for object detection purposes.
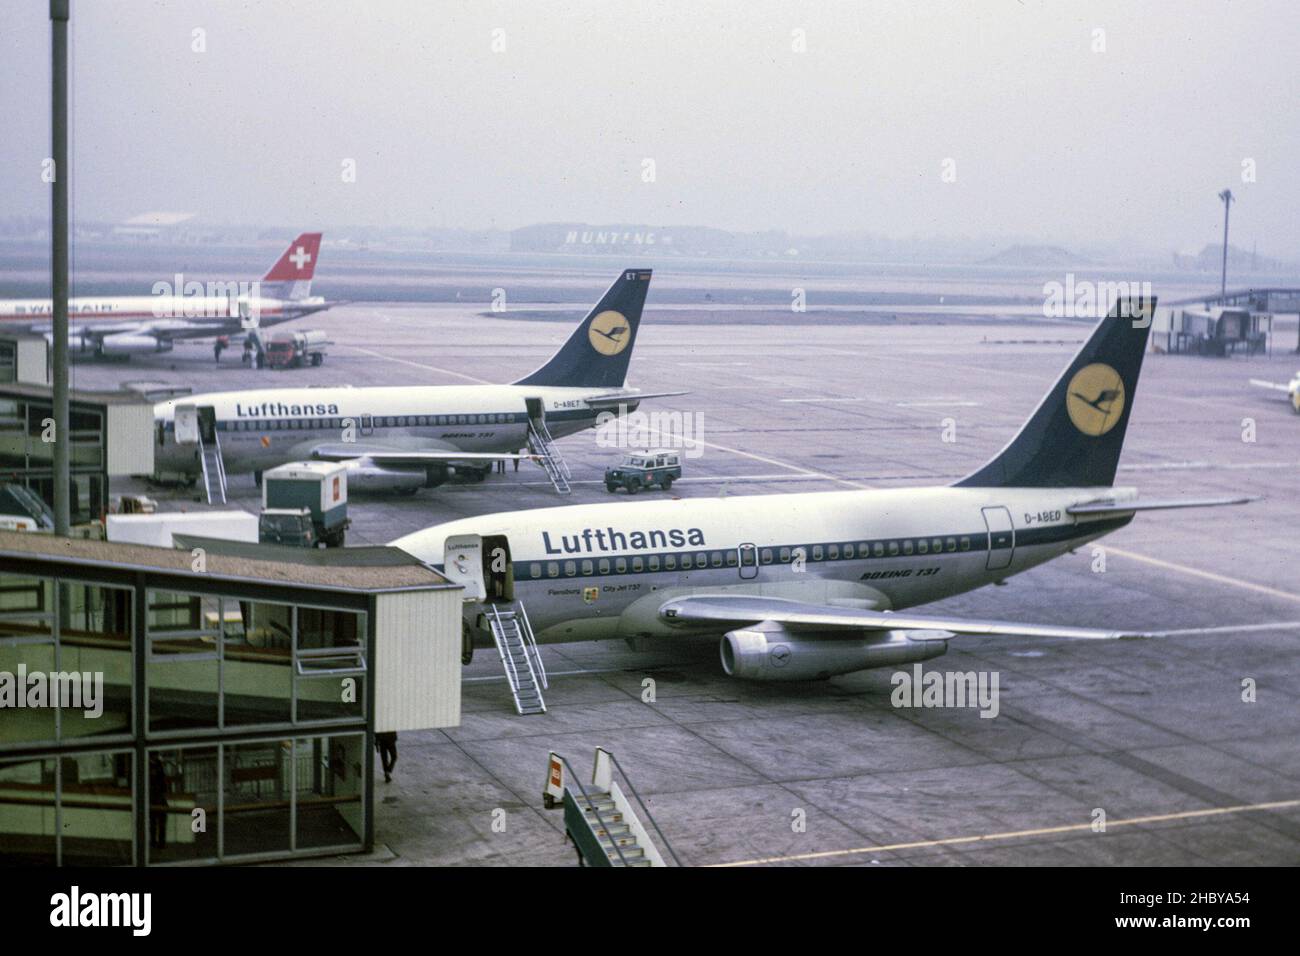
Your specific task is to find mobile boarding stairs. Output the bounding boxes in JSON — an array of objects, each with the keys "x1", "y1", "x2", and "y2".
[{"x1": 545, "y1": 748, "x2": 682, "y2": 867}]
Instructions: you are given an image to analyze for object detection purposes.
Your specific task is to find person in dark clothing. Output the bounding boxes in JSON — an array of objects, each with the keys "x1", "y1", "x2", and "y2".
[
  {"x1": 148, "y1": 754, "x2": 168, "y2": 849},
  {"x1": 375, "y1": 732, "x2": 398, "y2": 782}
]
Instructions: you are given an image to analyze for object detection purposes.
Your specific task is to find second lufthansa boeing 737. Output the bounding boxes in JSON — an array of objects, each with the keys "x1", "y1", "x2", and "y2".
[
  {"x1": 152, "y1": 269, "x2": 682, "y2": 498},
  {"x1": 393, "y1": 297, "x2": 1253, "y2": 698}
]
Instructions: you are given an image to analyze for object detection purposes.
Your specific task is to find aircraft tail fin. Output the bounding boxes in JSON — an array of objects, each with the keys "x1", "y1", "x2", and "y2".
[
  {"x1": 955, "y1": 296, "x2": 1155, "y2": 489},
  {"x1": 514, "y1": 269, "x2": 652, "y2": 389},
  {"x1": 260, "y1": 232, "x2": 322, "y2": 301}
]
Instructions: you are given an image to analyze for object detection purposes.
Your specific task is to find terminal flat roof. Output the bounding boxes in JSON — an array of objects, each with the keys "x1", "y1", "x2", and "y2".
[
  {"x1": 0, "y1": 382, "x2": 155, "y2": 407},
  {"x1": 0, "y1": 530, "x2": 455, "y2": 593}
]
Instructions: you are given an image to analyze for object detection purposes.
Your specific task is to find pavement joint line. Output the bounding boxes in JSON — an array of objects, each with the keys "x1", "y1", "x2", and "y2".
[
  {"x1": 634, "y1": 426, "x2": 867, "y2": 489},
  {"x1": 1108, "y1": 546, "x2": 1300, "y2": 605},
  {"x1": 339, "y1": 345, "x2": 493, "y2": 384},
  {"x1": 710, "y1": 798, "x2": 1300, "y2": 867}
]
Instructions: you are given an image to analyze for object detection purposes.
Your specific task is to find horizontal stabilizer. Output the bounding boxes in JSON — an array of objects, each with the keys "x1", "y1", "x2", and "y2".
[
  {"x1": 584, "y1": 389, "x2": 690, "y2": 409},
  {"x1": 1067, "y1": 496, "x2": 1257, "y2": 516}
]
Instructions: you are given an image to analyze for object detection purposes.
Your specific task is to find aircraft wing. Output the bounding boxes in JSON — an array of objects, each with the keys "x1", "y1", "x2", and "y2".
[
  {"x1": 76, "y1": 319, "x2": 200, "y2": 341},
  {"x1": 658, "y1": 594, "x2": 1141, "y2": 641},
  {"x1": 1066, "y1": 495, "x2": 1256, "y2": 516},
  {"x1": 307, "y1": 443, "x2": 532, "y2": 464},
  {"x1": 1249, "y1": 378, "x2": 1293, "y2": 393},
  {"x1": 584, "y1": 390, "x2": 690, "y2": 409}
]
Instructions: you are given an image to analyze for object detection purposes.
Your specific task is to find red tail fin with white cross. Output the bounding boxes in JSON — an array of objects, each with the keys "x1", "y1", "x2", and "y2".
[{"x1": 260, "y1": 232, "x2": 322, "y2": 300}]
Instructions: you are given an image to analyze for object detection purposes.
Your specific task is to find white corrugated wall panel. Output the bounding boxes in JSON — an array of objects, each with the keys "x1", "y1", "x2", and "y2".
[
  {"x1": 106, "y1": 403, "x2": 156, "y2": 476},
  {"x1": 374, "y1": 588, "x2": 462, "y2": 732}
]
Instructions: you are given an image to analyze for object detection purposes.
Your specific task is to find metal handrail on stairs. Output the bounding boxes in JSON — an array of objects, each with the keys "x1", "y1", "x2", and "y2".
[
  {"x1": 530, "y1": 417, "x2": 570, "y2": 478},
  {"x1": 487, "y1": 604, "x2": 524, "y2": 693},
  {"x1": 605, "y1": 750, "x2": 682, "y2": 867},
  {"x1": 518, "y1": 602, "x2": 547, "y2": 690},
  {"x1": 554, "y1": 753, "x2": 631, "y2": 868}
]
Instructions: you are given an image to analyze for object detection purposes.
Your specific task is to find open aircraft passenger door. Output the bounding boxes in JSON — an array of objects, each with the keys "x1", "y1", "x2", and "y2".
[
  {"x1": 174, "y1": 404, "x2": 200, "y2": 445},
  {"x1": 524, "y1": 397, "x2": 545, "y2": 428},
  {"x1": 443, "y1": 534, "x2": 514, "y2": 604},
  {"x1": 443, "y1": 534, "x2": 487, "y2": 601},
  {"x1": 174, "y1": 404, "x2": 217, "y2": 447},
  {"x1": 481, "y1": 534, "x2": 514, "y2": 602},
  {"x1": 981, "y1": 506, "x2": 1016, "y2": 571}
]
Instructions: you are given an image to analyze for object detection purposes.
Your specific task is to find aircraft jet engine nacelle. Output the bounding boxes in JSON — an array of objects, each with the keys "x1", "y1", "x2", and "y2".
[
  {"x1": 98, "y1": 334, "x2": 172, "y2": 356},
  {"x1": 719, "y1": 621, "x2": 948, "y2": 681},
  {"x1": 343, "y1": 460, "x2": 426, "y2": 493}
]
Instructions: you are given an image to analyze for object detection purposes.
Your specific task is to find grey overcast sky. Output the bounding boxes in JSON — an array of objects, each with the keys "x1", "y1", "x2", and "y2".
[{"x1": 2, "y1": 0, "x2": 1297, "y2": 255}]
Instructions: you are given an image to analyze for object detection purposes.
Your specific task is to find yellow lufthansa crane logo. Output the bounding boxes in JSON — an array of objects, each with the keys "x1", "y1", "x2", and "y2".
[
  {"x1": 588, "y1": 310, "x2": 631, "y2": 356},
  {"x1": 1066, "y1": 363, "x2": 1126, "y2": 436}
]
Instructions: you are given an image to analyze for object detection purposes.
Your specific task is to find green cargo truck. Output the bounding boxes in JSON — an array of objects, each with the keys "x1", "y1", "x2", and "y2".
[{"x1": 260, "y1": 461, "x2": 350, "y2": 548}]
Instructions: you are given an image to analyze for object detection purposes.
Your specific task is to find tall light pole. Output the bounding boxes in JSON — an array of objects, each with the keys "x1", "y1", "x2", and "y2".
[
  {"x1": 1217, "y1": 188, "x2": 1234, "y2": 302},
  {"x1": 51, "y1": 0, "x2": 71, "y2": 536}
]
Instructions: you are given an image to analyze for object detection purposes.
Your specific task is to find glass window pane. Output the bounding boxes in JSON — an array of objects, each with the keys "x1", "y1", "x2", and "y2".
[
  {"x1": 225, "y1": 599, "x2": 293, "y2": 727},
  {"x1": 0, "y1": 632, "x2": 57, "y2": 746},
  {"x1": 223, "y1": 740, "x2": 292, "y2": 858},
  {"x1": 58, "y1": 582, "x2": 133, "y2": 741},
  {"x1": 295, "y1": 734, "x2": 364, "y2": 851},
  {"x1": 148, "y1": 746, "x2": 218, "y2": 864},
  {"x1": 296, "y1": 607, "x2": 366, "y2": 724},
  {"x1": 0, "y1": 757, "x2": 57, "y2": 865},
  {"x1": 60, "y1": 751, "x2": 133, "y2": 866},
  {"x1": 147, "y1": 591, "x2": 218, "y2": 733}
]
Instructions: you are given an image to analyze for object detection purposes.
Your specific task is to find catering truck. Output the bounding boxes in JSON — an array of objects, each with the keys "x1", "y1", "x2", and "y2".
[{"x1": 259, "y1": 461, "x2": 350, "y2": 547}]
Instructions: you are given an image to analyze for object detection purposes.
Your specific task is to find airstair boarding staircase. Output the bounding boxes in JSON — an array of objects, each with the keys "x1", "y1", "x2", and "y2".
[
  {"x1": 487, "y1": 603, "x2": 547, "y2": 715},
  {"x1": 544, "y1": 748, "x2": 682, "y2": 868},
  {"x1": 197, "y1": 429, "x2": 228, "y2": 505},
  {"x1": 527, "y1": 416, "x2": 571, "y2": 495}
]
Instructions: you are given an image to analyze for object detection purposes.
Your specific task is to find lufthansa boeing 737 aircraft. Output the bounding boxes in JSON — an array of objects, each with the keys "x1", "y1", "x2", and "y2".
[
  {"x1": 394, "y1": 297, "x2": 1251, "y2": 682},
  {"x1": 152, "y1": 269, "x2": 683, "y2": 494}
]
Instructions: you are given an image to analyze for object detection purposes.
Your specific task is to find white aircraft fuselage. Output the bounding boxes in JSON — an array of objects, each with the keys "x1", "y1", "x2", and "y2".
[
  {"x1": 394, "y1": 484, "x2": 1135, "y2": 645},
  {"x1": 153, "y1": 383, "x2": 636, "y2": 475}
]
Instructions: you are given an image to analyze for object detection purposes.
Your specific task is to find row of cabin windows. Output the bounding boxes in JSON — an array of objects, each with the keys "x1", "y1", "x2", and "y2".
[
  {"x1": 224, "y1": 412, "x2": 518, "y2": 432},
  {"x1": 526, "y1": 535, "x2": 975, "y2": 579}
]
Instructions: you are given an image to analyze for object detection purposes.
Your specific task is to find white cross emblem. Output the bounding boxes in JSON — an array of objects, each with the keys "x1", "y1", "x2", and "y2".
[{"x1": 289, "y1": 246, "x2": 312, "y2": 270}]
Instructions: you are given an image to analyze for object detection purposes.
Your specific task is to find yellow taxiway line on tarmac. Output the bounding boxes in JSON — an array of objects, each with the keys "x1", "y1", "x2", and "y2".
[
  {"x1": 1108, "y1": 546, "x2": 1300, "y2": 605},
  {"x1": 711, "y1": 798, "x2": 1300, "y2": 867}
]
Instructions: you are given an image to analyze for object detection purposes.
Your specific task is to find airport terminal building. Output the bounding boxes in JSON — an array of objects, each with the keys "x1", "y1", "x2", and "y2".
[{"x1": 0, "y1": 532, "x2": 462, "y2": 866}]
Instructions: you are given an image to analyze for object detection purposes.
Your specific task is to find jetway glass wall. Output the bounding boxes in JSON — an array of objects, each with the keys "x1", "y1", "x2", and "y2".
[
  {"x1": 0, "y1": 570, "x2": 370, "y2": 865},
  {"x1": 0, "y1": 395, "x2": 107, "y2": 522}
]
